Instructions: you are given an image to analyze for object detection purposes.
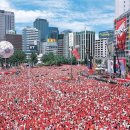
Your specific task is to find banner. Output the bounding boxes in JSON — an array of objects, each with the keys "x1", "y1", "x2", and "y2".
[
  {"x1": 72, "y1": 48, "x2": 80, "y2": 60},
  {"x1": 116, "y1": 58, "x2": 126, "y2": 75},
  {"x1": 115, "y1": 17, "x2": 127, "y2": 50},
  {"x1": 108, "y1": 58, "x2": 126, "y2": 75}
]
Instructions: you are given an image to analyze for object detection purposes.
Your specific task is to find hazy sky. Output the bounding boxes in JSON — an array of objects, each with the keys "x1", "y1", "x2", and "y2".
[{"x1": 0, "y1": 0, "x2": 115, "y2": 38}]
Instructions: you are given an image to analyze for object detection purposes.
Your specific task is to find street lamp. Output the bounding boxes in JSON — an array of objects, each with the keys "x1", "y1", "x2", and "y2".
[
  {"x1": 114, "y1": 45, "x2": 121, "y2": 77},
  {"x1": 69, "y1": 46, "x2": 73, "y2": 79},
  {"x1": 69, "y1": 45, "x2": 80, "y2": 79},
  {"x1": 86, "y1": 49, "x2": 93, "y2": 69}
]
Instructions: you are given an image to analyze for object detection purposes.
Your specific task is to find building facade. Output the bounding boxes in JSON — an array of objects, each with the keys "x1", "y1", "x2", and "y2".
[
  {"x1": 22, "y1": 27, "x2": 39, "y2": 57},
  {"x1": 75, "y1": 30, "x2": 95, "y2": 61},
  {"x1": 0, "y1": 10, "x2": 15, "y2": 41},
  {"x1": 115, "y1": 0, "x2": 130, "y2": 18},
  {"x1": 48, "y1": 27, "x2": 59, "y2": 41},
  {"x1": 42, "y1": 42, "x2": 58, "y2": 55},
  {"x1": 61, "y1": 30, "x2": 72, "y2": 59},
  {"x1": 99, "y1": 30, "x2": 115, "y2": 58},
  {"x1": 33, "y1": 18, "x2": 49, "y2": 42},
  {"x1": 95, "y1": 39, "x2": 108, "y2": 59},
  {"x1": 114, "y1": 10, "x2": 130, "y2": 67},
  {"x1": 57, "y1": 34, "x2": 64, "y2": 56},
  {"x1": 5, "y1": 34, "x2": 22, "y2": 50}
]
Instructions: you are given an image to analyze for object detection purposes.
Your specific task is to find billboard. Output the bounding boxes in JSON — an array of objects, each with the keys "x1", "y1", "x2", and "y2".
[
  {"x1": 47, "y1": 38, "x2": 56, "y2": 42},
  {"x1": 99, "y1": 30, "x2": 114, "y2": 39},
  {"x1": 115, "y1": 17, "x2": 127, "y2": 50},
  {"x1": 29, "y1": 45, "x2": 37, "y2": 51}
]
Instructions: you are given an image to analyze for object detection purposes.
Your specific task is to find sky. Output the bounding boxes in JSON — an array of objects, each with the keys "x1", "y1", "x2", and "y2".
[{"x1": 0, "y1": 0, "x2": 115, "y2": 39}]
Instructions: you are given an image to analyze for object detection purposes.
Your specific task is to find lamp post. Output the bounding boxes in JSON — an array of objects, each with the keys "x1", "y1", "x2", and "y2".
[
  {"x1": 114, "y1": 45, "x2": 121, "y2": 77},
  {"x1": 86, "y1": 49, "x2": 93, "y2": 69},
  {"x1": 69, "y1": 46, "x2": 73, "y2": 79}
]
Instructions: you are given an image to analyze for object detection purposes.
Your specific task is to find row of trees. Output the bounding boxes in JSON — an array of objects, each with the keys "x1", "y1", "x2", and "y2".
[
  {"x1": 41, "y1": 52, "x2": 77, "y2": 66},
  {"x1": 0, "y1": 50, "x2": 26, "y2": 67},
  {"x1": 0, "y1": 50, "x2": 78, "y2": 67}
]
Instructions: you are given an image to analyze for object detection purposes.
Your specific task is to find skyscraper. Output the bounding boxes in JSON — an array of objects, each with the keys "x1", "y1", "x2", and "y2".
[
  {"x1": 95, "y1": 39, "x2": 108, "y2": 59},
  {"x1": 33, "y1": 18, "x2": 49, "y2": 42},
  {"x1": 22, "y1": 27, "x2": 39, "y2": 57},
  {"x1": 115, "y1": 0, "x2": 130, "y2": 18},
  {"x1": 5, "y1": 34, "x2": 22, "y2": 50},
  {"x1": 0, "y1": 10, "x2": 15, "y2": 41},
  {"x1": 76, "y1": 30, "x2": 95, "y2": 61},
  {"x1": 58, "y1": 34, "x2": 64, "y2": 56},
  {"x1": 61, "y1": 30, "x2": 72, "y2": 59},
  {"x1": 48, "y1": 27, "x2": 59, "y2": 41}
]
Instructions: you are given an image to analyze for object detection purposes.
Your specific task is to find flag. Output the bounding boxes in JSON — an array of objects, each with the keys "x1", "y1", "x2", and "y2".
[{"x1": 72, "y1": 48, "x2": 80, "y2": 60}]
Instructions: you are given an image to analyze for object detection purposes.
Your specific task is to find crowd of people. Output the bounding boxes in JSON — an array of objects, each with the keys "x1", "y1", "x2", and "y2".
[{"x1": 0, "y1": 65, "x2": 130, "y2": 129}]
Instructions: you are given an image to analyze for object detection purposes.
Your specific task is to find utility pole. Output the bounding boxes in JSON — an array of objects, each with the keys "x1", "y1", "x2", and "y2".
[
  {"x1": 69, "y1": 46, "x2": 73, "y2": 79},
  {"x1": 86, "y1": 49, "x2": 93, "y2": 69}
]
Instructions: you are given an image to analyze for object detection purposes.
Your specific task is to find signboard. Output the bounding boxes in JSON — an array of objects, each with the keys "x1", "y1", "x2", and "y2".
[
  {"x1": 47, "y1": 38, "x2": 56, "y2": 42},
  {"x1": 29, "y1": 45, "x2": 37, "y2": 51},
  {"x1": 115, "y1": 17, "x2": 127, "y2": 50},
  {"x1": 99, "y1": 30, "x2": 114, "y2": 39}
]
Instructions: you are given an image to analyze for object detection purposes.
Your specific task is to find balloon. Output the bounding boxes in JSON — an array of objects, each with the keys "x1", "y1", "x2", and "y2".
[{"x1": 0, "y1": 41, "x2": 14, "y2": 58}]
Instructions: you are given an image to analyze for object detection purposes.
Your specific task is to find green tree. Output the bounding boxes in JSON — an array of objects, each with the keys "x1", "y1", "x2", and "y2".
[
  {"x1": 95, "y1": 59, "x2": 102, "y2": 65},
  {"x1": 30, "y1": 52, "x2": 37, "y2": 65},
  {"x1": 0, "y1": 57, "x2": 4, "y2": 68},
  {"x1": 41, "y1": 53, "x2": 69, "y2": 66},
  {"x1": 8, "y1": 50, "x2": 26, "y2": 66},
  {"x1": 41, "y1": 52, "x2": 55, "y2": 64}
]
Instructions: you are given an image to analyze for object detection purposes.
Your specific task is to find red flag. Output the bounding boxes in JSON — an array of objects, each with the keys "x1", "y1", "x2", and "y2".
[{"x1": 72, "y1": 48, "x2": 80, "y2": 60}]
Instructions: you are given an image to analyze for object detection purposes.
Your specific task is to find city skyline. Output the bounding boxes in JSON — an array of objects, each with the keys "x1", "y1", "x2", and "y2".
[{"x1": 0, "y1": 0, "x2": 115, "y2": 38}]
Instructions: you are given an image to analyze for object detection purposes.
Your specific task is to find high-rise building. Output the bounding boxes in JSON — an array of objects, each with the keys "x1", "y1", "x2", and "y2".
[
  {"x1": 22, "y1": 27, "x2": 39, "y2": 57},
  {"x1": 33, "y1": 18, "x2": 49, "y2": 42},
  {"x1": 95, "y1": 39, "x2": 108, "y2": 59},
  {"x1": 48, "y1": 27, "x2": 59, "y2": 41},
  {"x1": 98, "y1": 30, "x2": 115, "y2": 57},
  {"x1": 61, "y1": 30, "x2": 72, "y2": 59},
  {"x1": 42, "y1": 42, "x2": 58, "y2": 55},
  {"x1": 74, "y1": 30, "x2": 95, "y2": 61},
  {"x1": 5, "y1": 34, "x2": 22, "y2": 50},
  {"x1": 0, "y1": 10, "x2": 15, "y2": 41},
  {"x1": 114, "y1": 10, "x2": 130, "y2": 67},
  {"x1": 57, "y1": 34, "x2": 64, "y2": 56},
  {"x1": 115, "y1": 0, "x2": 130, "y2": 18}
]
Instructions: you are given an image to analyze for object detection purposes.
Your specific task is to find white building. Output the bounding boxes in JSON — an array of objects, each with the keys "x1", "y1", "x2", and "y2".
[
  {"x1": 22, "y1": 27, "x2": 39, "y2": 57},
  {"x1": 76, "y1": 30, "x2": 95, "y2": 61},
  {"x1": 115, "y1": 0, "x2": 130, "y2": 18},
  {"x1": 0, "y1": 10, "x2": 15, "y2": 41},
  {"x1": 95, "y1": 38, "x2": 108, "y2": 59},
  {"x1": 69, "y1": 33, "x2": 74, "y2": 47},
  {"x1": 42, "y1": 42, "x2": 58, "y2": 55},
  {"x1": 57, "y1": 34, "x2": 64, "y2": 56},
  {"x1": 61, "y1": 30, "x2": 72, "y2": 59}
]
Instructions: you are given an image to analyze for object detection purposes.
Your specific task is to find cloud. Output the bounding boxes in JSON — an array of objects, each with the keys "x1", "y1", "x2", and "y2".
[
  {"x1": 0, "y1": 0, "x2": 114, "y2": 34},
  {"x1": 51, "y1": 21, "x2": 93, "y2": 32},
  {"x1": 0, "y1": 0, "x2": 12, "y2": 10},
  {"x1": 15, "y1": 10, "x2": 54, "y2": 23},
  {"x1": 32, "y1": 0, "x2": 70, "y2": 9}
]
